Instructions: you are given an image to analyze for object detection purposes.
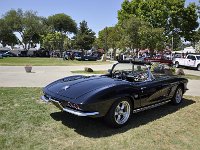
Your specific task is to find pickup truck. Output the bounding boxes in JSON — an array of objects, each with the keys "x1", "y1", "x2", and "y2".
[{"x1": 173, "y1": 54, "x2": 200, "y2": 71}]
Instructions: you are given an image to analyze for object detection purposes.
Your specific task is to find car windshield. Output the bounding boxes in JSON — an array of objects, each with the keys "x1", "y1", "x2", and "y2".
[
  {"x1": 112, "y1": 63, "x2": 147, "y2": 72},
  {"x1": 111, "y1": 63, "x2": 153, "y2": 82}
]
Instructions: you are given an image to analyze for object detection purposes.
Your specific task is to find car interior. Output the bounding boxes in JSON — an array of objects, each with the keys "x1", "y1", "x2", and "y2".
[{"x1": 111, "y1": 63, "x2": 154, "y2": 82}]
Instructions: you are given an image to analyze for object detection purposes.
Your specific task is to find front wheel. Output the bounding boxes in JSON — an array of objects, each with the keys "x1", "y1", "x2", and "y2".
[
  {"x1": 104, "y1": 98, "x2": 132, "y2": 128},
  {"x1": 171, "y1": 86, "x2": 183, "y2": 105}
]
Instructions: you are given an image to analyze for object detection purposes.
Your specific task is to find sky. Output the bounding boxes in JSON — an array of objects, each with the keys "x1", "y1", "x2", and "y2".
[{"x1": 0, "y1": 0, "x2": 199, "y2": 35}]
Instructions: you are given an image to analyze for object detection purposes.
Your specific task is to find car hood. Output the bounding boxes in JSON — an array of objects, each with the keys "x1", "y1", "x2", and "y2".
[{"x1": 45, "y1": 75, "x2": 122, "y2": 99}]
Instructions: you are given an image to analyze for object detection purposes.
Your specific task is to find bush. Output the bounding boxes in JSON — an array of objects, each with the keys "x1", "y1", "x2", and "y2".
[{"x1": 151, "y1": 63, "x2": 175, "y2": 75}]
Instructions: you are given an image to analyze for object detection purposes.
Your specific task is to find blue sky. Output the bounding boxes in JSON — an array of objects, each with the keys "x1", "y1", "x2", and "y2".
[{"x1": 0, "y1": 0, "x2": 199, "y2": 35}]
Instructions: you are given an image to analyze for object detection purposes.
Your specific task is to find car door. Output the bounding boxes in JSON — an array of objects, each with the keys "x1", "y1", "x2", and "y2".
[
  {"x1": 185, "y1": 55, "x2": 196, "y2": 67},
  {"x1": 138, "y1": 78, "x2": 171, "y2": 107},
  {"x1": 188, "y1": 55, "x2": 196, "y2": 67}
]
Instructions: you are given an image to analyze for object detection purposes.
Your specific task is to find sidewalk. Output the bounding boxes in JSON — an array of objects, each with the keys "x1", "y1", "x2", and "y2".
[{"x1": 0, "y1": 65, "x2": 199, "y2": 96}]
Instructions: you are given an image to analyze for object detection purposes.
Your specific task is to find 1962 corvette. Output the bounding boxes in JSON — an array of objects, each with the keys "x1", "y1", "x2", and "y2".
[{"x1": 41, "y1": 61, "x2": 188, "y2": 127}]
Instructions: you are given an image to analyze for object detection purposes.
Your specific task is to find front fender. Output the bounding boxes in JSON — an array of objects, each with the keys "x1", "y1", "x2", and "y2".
[{"x1": 76, "y1": 84, "x2": 140, "y2": 117}]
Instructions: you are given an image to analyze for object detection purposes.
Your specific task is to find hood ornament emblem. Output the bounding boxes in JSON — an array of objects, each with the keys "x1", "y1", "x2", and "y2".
[{"x1": 63, "y1": 85, "x2": 70, "y2": 90}]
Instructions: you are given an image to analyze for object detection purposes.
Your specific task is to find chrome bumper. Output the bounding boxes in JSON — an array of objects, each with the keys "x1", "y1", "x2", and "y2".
[{"x1": 40, "y1": 96, "x2": 99, "y2": 117}]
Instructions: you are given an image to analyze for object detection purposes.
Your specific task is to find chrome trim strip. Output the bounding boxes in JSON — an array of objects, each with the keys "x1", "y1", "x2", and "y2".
[
  {"x1": 133, "y1": 100, "x2": 171, "y2": 113},
  {"x1": 41, "y1": 95, "x2": 50, "y2": 102},
  {"x1": 40, "y1": 95, "x2": 99, "y2": 116},
  {"x1": 62, "y1": 107, "x2": 99, "y2": 117}
]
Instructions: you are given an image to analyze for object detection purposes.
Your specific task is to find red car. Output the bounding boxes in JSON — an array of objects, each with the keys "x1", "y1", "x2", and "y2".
[{"x1": 144, "y1": 56, "x2": 173, "y2": 65}]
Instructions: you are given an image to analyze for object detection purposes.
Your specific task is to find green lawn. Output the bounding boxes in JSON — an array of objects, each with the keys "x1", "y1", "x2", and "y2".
[
  {"x1": 0, "y1": 57, "x2": 110, "y2": 66},
  {"x1": 180, "y1": 74, "x2": 200, "y2": 80},
  {"x1": 1, "y1": 87, "x2": 200, "y2": 150}
]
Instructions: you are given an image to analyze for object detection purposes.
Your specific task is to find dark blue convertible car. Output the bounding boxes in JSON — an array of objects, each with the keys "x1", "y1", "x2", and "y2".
[{"x1": 41, "y1": 61, "x2": 188, "y2": 127}]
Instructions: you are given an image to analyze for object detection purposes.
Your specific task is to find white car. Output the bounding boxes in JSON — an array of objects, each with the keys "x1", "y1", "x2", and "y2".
[{"x1": 173, "y1": 54, "x2": 200, "y2": 71}]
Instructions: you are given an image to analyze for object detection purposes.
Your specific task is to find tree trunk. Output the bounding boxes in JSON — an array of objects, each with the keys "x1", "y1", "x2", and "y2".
[{"x1": 113, "y1": 48, "x2": 117, "y2": 60}]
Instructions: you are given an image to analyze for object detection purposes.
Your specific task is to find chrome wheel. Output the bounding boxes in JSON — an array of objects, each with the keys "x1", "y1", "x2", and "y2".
[
  {"x1": 114, "y1": 101, "x2": 131, "y2": 125},
  {"x1": 175, "y1": 88, "x2": 183, "y2": 104}
]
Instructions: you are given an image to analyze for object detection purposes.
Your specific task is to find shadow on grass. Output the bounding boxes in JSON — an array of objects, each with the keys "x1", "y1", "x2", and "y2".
[{"x1": 50, "y1": 98, "x2": 195, "y2": 138}]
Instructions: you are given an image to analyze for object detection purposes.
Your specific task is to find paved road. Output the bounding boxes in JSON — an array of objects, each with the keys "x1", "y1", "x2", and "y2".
[
  {"x1": 0, "y1": 64, "x2": 113, "y2": 87},
  {"x1": 0, "y1": 65, "x2": 199, "y2": 96}
]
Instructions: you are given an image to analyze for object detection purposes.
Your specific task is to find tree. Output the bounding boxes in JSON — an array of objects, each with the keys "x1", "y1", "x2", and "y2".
[
  {"x1": 0, "y1": 19, "x2": 18, "y2": 47},
  {"x1": 195, "y1": 41, "x2": 200, "y2": 53},
  {"x1": 180, "y1": 3, "x2": 199, "y2": 44},
  {"x1": 118, "y1": 0, "x2": 199, "y2": 44},
  {"x1": 96, "y1": 26, "x2": 121, "y2": 60},
  {"x1": 140, "y1": 26, "x2": 165, "y2": 54},
  {"x1": 48, "y1": 13, "x2": 77, "y2": 34},
  {"x1": 2, "y1": 9, "x2": 45, "y2": 50},
  {"x1": 48, "y1": 13, "x2": 77, "y2": 56},
  {"x1": 96, "y1": 27, "x2": 109, "y2": 60},
  {"x1": 73, "y1": 20, "x2": 95, "y2": 50},
  {"x1": 0, "y1": 31, "x2": 18, "y2": 48},
  {"x1": 41, "y1": 32, "x2": 66, "y2": 51},
  {"x1": 119, "y1": 17, "x2": 142, "y2": 51}
]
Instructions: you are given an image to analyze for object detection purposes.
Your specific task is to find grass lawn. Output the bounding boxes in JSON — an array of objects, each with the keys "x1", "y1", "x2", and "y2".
[
  {"x1": 180, "y1": 74, "x2": 200, "y2": 80},
  {"x1": 0, "y1": 57, "x2": 111, "y2": 66},
  {"x1": 1, "y1": 88, "x2": 200, "y2": 150}
]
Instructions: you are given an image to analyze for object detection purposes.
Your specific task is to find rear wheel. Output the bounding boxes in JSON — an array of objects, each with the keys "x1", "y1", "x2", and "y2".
[
  {"x1": 175, "y1": 61, "x2": 179, "y2": 68},
  {"x1": 171, "y1": 86, "x2": 183, "y2": 105},
  {"x1": 104, "y1": 98, "x2": 132, "y2": 128},
  {"x1": 197, "y1": 64, "x2": 200, "y2": 71}
]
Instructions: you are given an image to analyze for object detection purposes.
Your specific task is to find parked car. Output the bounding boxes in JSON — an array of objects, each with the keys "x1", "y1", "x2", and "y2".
[
  {"x1": 173, "y1": 54, "x2": 200, "y2": 71},
  {"x1": 1, "y1": 51, "x2": 17, "y2": 57},
  {"x1": 0, "y1": 53, "x2": 3, "y2": 59},
  {"x1": 144, "y1": 55, "x2": 173, "y2": 65},
  {"x1": 76, "y1": 55, "x2": 98, "y2": 61},
  {"x1": 41, "y1": 61, "x2": 188, "y2": 127}
]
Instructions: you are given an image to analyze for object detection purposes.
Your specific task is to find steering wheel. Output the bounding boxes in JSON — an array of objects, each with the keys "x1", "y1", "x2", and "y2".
[
  {"x1": 112, "y1": 70, "x2": 127, "y2": 80},
  {"x1": 112, "y1": 70, "x2": 121, "y2": 78}
]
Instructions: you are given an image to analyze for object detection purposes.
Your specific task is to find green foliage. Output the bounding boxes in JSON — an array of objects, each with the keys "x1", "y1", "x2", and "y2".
[
  {"x1": 96, "y1": 26, "x2": 121, "y2": 60},
  {"x1": 180, "y1": 3, "x2": 199, "y2": 43},
  {"x1": 73, "y1": 20, "x2": 96, "y2": 50},
  {"x1": 0, "y1": 31, "x2": 18, "y2": 47},
  {"x1": 118, "y1": 0, "x2": 199, "y2": 45},
  {"x1": 46, "y1": 13, "x2": 77, "y2": 56},
  {"x1": 1, "y1": 9, "x2": 45, "y2": 49},
  {"x1": 151, "y1": 63, "x2": 175, "y2": 75},
  {"x1": 120, "y1": 17, "x2": 142, "y2": 50},
  {"x1": 41, "y1": 32, "x2": 68, "y2": 50},
  {"x1": 48, "y1": 13, "x2": 77, "y2": 34},
  {"x1": 0, "y1": 19, "x2": 18, "y2": 47},
  {"x1": 140, "y1": 26, "x2": 165, "y2": 52}
]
